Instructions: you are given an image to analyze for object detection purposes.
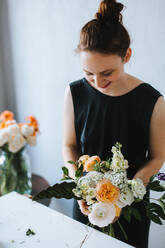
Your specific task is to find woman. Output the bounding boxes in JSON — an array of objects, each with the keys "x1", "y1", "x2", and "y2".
[{"x1": 62, "y1": 0, "x2": 165, "y2": 247}]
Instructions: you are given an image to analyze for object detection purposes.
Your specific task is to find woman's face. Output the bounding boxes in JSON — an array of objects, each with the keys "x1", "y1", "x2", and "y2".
[{"x1": 80, "y1": 50, "x2": 130, "y2": 94}]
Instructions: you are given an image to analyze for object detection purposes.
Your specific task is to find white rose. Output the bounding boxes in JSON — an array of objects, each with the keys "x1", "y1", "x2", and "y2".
[
  {"x1": 26, "y1": 135, "x2": 37, "y2": 146},
  {"x1": 7, "y1": 124, "x2": 20, "y2": 137},
  {"x1": 117, "y1": 187, "x2": 134, "y2": 208},
  {"x1": 0, "y1": 129, "x2": 10, "y2": 146},
  {"x1": 21, "y1": 124, "x2": 34, "y2": 138},
  {"x1": 88, "y1": 202, "x2": 116, "y2": 227},
  {"x1": 8, "y1": 133, "x2": 26, "y2": 153},
  {"x1": 128, "y1": 178, "x2": 146, "y2": 200}
]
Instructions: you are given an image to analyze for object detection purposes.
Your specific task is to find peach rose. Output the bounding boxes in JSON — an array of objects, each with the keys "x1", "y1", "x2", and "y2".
[
  {"x1": 84, "y1": 155, "x2": 101, "y2": 172},
  {"x1": 96, "y1": 179, "x2": 119, "y2": 203}
]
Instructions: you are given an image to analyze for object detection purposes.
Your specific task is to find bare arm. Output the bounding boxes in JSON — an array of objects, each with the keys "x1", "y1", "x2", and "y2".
[
  {"x1": 134, "y1": 96, "x2": 165, "y2": 184},
  {"x1": 62, "y1": 86, "x2": 80, "y2": 179}
]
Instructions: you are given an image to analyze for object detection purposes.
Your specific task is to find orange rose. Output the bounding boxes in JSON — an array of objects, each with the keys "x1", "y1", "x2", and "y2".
[
  {"x1": 84, "y1": 155, "x2": 101, "y2": 172},
  {"x1": 78, "y1": 155, "x2": 90, "y2": 165},
  {"x1": 26, "y1": 115, "x2": 39, "y2": 134},
  {"x1": 96, "y1": 179, "x2": 119, "y2": 203},
  {"x1": 0, "y1": 110, "x2": 14, "y2": 121}
]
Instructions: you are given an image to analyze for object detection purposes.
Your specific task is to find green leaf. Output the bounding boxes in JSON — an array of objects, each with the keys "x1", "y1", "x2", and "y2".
[
  {"x1": 122, "y1": 207, "x2": 131, "y2": 223},
  {"x1": 150, "y1": 180, "x2": 165, "y2": 192},
  {"x1": 26, "y1": 229, "x2": 35, "y2": 236},
  {"x1": 130, "y1": 207, "x2": 142, "y2": 221},
  {"x1": 67, "y1": 160, "x2": 76, "y2": 165},
  {"x1": 134, "y1": 198, "x2": 142, "y2": 203},
  {"x1": 62, "y1": 167, "x2": 69, "y2": 177},
  {"x1": 146, "y1": 211, "x2": 162, "y2": 225},
  {"x1": 158, "y1": 200, "x2": 165, "y2": 216},
  {"x1": 146, "y1": 202, "x2": 165, "y2": 221},
  {"x1": 149, "y1": 174, "x2": 157, "y2": 183},
  {"x1": 32, "y1": 182, "x2": 77, "y2": 201},
  {"x1": 160, "y1": 193, "x2": 165, "y2": 201},
  {"x1": 75, "y1": 164, "x2": 83, "y2": 178},
  {"x1": 109, "y1": 224, "x2": 115, "y2": 237}
]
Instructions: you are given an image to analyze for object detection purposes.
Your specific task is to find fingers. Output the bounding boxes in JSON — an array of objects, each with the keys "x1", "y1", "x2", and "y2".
[{"x1": 78, "y1": 200, "x2": 90, "y2": 216}]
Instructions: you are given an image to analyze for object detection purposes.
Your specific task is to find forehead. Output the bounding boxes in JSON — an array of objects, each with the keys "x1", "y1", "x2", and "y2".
[{"x1": 80, "y1": 51, "x2": 122, "y2": 72}]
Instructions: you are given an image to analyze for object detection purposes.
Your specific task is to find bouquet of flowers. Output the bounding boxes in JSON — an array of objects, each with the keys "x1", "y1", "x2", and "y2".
[
  {"x1": 33, "y1": 143, "x2": 165, "y2": 239},
  {"x1": 0, "y1": 110, "x2": 39, "y2": 152},
  {"x1": 0, "y1": 110, "x2": 39, "y2": 195}
]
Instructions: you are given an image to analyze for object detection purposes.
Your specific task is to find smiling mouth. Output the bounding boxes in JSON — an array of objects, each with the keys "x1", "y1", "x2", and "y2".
[{"x1": 100, "y1": 82, "x2": 111, "y2": 89}]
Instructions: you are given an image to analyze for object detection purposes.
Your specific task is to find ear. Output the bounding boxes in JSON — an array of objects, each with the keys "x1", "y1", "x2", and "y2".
[{"x1": 123, "y1": 48, "x2": 132, "y2": 63}]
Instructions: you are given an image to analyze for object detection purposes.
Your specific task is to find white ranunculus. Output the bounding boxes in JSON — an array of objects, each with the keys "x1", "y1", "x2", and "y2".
[
  {"x1": 0, "y1": 129, "x2": 10, "y2": 146},
  {"x1": 7, "y1": 124, "x2": 20, "y2": 137},
  {"x1": 117, "y1": 187, "x2": 134, "y2": 208},
  {"x1": 88, "y1": 202, "x2": 116, "y2": 227},
  {"x1": 128, "y1": 178, "x2": 146, "y2": 200},
  {"x1": 26, "y1": 135, "x2": 37, "y2": 146},
  {"x1": 21, "y1": 124, "x2": 34, "y2": 138},
  {"x1": 8, "y1": 133, "x2": 26, "y2": 153}
]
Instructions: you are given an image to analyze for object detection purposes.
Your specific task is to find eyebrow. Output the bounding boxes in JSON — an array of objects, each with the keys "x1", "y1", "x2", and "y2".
[{"x1": 83, "y1": 69, "x2": 114, "y2": 74}]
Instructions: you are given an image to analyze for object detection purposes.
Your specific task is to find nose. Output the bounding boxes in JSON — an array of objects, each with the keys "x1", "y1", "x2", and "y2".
[{"x1": 93, "y1": 75, "x2": 103, "y2": 87}]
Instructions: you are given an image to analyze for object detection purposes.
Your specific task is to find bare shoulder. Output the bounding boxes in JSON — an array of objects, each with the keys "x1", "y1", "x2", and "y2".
[{"x1": 152, "y1": 96, "x2": 165, "y2": 121}]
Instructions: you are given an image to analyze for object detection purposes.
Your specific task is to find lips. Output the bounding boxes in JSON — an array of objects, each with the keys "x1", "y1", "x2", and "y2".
[{"x1": 100, "y1": 82, "x2": 111, "y2": 89}]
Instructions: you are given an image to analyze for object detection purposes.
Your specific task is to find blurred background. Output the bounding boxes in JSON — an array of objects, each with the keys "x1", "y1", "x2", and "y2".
[{"x1": 0, "y1": 0, "x2": 164, "y2": 247}]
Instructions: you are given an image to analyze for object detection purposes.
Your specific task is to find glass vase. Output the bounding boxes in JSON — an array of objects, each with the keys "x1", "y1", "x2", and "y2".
[{"x1": 0, "y1": 148, "x2": 32, "y2": 195}]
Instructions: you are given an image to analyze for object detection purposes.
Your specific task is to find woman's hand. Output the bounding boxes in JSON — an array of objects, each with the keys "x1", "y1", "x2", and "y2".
[{"x1": 78, "y1": 200, "x2": 90, "y2": 216}]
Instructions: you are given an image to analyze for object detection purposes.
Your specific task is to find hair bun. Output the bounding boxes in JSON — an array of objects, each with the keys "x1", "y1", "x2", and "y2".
[{"x1": 95, "y1": 0, "x2": 124, "y2": 23}]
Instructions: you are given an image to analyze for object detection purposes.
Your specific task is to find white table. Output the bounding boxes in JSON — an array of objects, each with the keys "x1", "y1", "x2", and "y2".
[{"x1": 0, "y1": 192, "x2": 133, "y2": 248}]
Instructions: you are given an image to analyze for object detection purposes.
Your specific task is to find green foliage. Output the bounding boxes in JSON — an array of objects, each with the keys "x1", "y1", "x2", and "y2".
[
  {"x1": 75, "y1": 164, "x2": 83, "y2": 178},
  {"x1": 94, "y1": 160, "x2": 111, "y2": 173},
  {"x1": 149, "y1": 174, "x2": 157, "y2": 183},
  {"x1": 26, "y1": 229, "x2": 35, "y2": 236},
  {"x1": 146, "y1": 202, "x2": 165, "y2": 225},
  {"x1": 122, "y1": 206, "x2": 141, "y2": 223},
  {"x1": 150, "y1": 180, "x2": 165, "y2": 192},
  {"x1": 32, "y1": 182, "x2": 77, "y2": 201}
]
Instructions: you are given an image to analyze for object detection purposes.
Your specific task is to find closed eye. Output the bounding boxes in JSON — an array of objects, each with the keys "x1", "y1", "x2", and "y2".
[{"x1": 102, "y1": 72, "x2": 113, "y2": 76}]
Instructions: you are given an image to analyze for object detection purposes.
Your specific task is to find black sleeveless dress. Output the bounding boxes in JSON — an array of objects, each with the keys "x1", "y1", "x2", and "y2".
[{"x1": 69, "y1": 78, "x2": 162, "y2": 248}]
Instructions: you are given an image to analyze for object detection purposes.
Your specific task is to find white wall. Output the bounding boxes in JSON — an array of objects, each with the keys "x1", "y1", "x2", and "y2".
[{"x1": 0, "y1": 0, "x2": 165, "y2": 247}]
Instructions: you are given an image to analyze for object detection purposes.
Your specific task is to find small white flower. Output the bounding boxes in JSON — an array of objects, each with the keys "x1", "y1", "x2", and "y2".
[
  {"x1": 8, "y1": 133, "x2": 26, "y2": 153},
  {"x1": 78, "y1": 171, "x2": 103, "y2": 188},
  {"x1": 88, "y1": 202, "x2": 116, "y2": 227},
  {"x1": 104, "y1": 171, "x2": 127, "y2": 189},
  {"x1": 110, "y1": 148, "x2": 129, "y2": 172},
  {"x1": 117, "y1": 187, "x2": 134, "y2": 207},
  {"x1": 20, "y1": 124, "x2": 34, "y2": 138},
  {"x1": 26, "y1": 135, "x2": 37, "y2": 146},
  {"x1": 128, "y1": 178, "x2": 146, "y2": 200}
]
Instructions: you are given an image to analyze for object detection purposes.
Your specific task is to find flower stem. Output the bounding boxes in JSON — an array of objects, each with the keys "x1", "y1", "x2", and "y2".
[
  {"x1": 117, "y1": 220, "x2": 128, "y2": 241},
  {"x1": 109, "y1": 224, "x2": 115, "y2": 237}
]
